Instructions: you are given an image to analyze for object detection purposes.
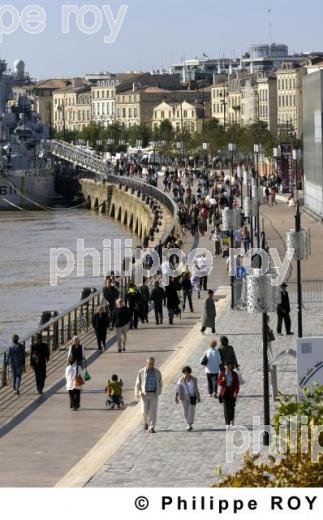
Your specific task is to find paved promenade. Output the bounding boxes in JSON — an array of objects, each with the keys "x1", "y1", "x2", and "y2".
[
  {"x1": 0, "y1": 198, "x2": 322, "y2": 487},
  {"x1": 87, "y1": 201, "x2": 323, "y2": 488}
]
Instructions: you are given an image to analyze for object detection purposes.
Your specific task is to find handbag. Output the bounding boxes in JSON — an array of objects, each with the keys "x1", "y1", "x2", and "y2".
[
  {"x1": 201, "y1": 353, "x2": 208, "y2": 366},
  {"x1": 237, "y1": 371, "x2": 245, "y2": 385},
  {"x1": 83, "y1": 361, "x2": 91, "y2": 381},
  {"x1": 184, "y1": 380, "x2": 197, "y2": 406},
  {"x1": 74, "y1": 364, "x2": 84, "y2": 386},
  {"x1": 84, "y1": 370, "x2": 91, "y2": 382},
  {"x1": 268, "y1": 328, "x2": 275, "y2": 342}
]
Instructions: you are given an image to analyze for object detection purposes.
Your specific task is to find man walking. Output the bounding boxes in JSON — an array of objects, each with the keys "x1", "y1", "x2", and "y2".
[
  {"x1": 7, "y1": 334, "x2": 25, "y2": 395},
  {"x1": 277, "y1": 283, "x2": 294, "y2": 335},
  {"x1": 115, "y1": 298, "x2": 131, "y2": 352},
  {"x1": 103, "y1": 277, "x2": 119, "y2": 329},
  {"x1": 135, "y1": 357, "x2": 163, "y2": 433},
  {"x1": 181, "y1": 272, "x2": 194, "y2": 312},
  {"x1": 218, "y1": 336, "x2": 239, "y2": 370},
  {"x1": 150, "y1": 280, "x2": 166, "y2": 325},
  {"x1": 165, "y1": 277, "x2": 180, "y2": 325},
  {"x1": 30, "y1": 334, "x2": 50, "y2": 395},
  {"x1": 92, "y1": 305, "x2": 110, "y2": 351}
]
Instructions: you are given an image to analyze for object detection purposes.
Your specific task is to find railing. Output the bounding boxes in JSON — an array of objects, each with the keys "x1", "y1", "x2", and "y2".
[
  {"x1": 50, "y1": 140, "x2": 178, "y2": 245},
  {"x1": 233, "y1": 277, "x2": 323, "y2": 309},
  {"x1": 0, "y1": 275, "x2": 136, "y2": 388},
  {"x1": 287, "y1": 280, "x2": 323, "y2": 305},
  {"x1": 1, "y1": 141, "x2": 180, "y2": 388}
]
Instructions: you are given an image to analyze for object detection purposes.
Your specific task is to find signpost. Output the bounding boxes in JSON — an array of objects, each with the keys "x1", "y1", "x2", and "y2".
[
  {"x1": 280, "y1": 143, "x2": 294, "y2": 194},
  {"x1": 296, "y1": 336, "x2": 323, "y2": 399}
]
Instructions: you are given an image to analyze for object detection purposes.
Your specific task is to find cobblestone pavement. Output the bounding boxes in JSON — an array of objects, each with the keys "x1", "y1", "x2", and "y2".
[
  {"x1": 88, "y1": 200, "x2": 323, "y2": 488},
  {"x1": 88, "y1": 300, "x2": 323, "y2": 488}
]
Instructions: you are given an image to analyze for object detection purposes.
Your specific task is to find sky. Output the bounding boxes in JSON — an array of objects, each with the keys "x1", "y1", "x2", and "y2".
[{"x1": 0, "y1": 0, "x2": 323, "y2": 79}]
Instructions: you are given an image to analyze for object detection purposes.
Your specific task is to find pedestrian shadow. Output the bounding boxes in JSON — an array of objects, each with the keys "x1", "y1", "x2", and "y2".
[
  {"x1": 237, "y1": 394, "x2": 263, "y2": 399},
  {"x1": 125, "y1": 349, "x2": 175, "y2": 354},
  {"x1": 0, "y1": 348, "x2": 105, "y2": 439}
]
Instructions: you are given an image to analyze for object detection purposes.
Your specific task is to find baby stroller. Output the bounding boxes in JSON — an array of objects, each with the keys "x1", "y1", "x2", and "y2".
[{"x1": 105, "y1": 395, "x2": 125, "y2": 409}]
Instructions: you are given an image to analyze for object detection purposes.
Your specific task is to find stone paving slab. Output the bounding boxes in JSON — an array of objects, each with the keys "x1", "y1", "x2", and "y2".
[{"x1": 88, "y1": 302, "x2": 323, "y2": 488}]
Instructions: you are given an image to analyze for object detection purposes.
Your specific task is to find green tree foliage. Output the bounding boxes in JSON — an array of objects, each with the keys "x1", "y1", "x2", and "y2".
[
  {"x1": 212, "y1": 384, "x2": 323, "y2": 487},
  {"x1": 126, "y1": 123, "x2": 152, "y2": 148}
]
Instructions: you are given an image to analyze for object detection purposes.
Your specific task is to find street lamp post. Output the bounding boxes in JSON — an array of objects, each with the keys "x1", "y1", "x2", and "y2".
[
  {"x1": 254, "y1": 144, "x2": 262, "y2": 249},
  {"x1": 292, "y1": 148, "x2": 302, "y2": 202},
  {"x1": 273, "y1": 145, "x2": 281, "y2": 187},
  {"x1": 286, "y1": 203, "x2": 311, "y2": 338},
  {"x1": 202, "y1": 142, "x2": 209, "y2": 171},
  {"x1": 222, "y1": 202, "x2": 240, "y2": 309},
  {"x1": 176, "y1": 140, "x2": 184, "y2": 167},
  {"x1": 246, "y1": 271, "x2": 280, "y2": 446},
  {"x1": 295, "y1": 204, "x2": 303, "y2": 338},
  {"x1": 228, "y1": 142, "x2": 236, "y2": 181}
]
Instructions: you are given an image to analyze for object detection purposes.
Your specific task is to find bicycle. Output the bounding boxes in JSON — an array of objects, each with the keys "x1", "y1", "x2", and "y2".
[{"x1": 79, "y1": 312, "x2": 88, "y2": 334}]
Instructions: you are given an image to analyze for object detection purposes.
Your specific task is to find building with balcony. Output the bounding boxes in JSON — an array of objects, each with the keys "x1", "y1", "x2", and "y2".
[{"x1": 276, "y1": 62, "x2": 304, "y2": 138}]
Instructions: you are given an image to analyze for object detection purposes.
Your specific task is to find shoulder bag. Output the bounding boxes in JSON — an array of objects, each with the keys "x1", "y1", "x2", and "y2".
[{"x1": 184, "y1": 380, "x2": 197, "y2": 406}]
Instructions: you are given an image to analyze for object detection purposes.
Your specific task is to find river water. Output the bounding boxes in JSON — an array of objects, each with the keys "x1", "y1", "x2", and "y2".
[{"x1": 0, "y1": 209, "x2": 136, "y2": 353}]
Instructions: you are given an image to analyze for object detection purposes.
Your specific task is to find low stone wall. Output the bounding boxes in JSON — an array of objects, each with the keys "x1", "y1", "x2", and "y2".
[
  {"x1": 81, "y1": 179, "x2": 157, "y2": 240},
  {"x1": 55, "y1": 172, "x2": 177, "y2": 246}
]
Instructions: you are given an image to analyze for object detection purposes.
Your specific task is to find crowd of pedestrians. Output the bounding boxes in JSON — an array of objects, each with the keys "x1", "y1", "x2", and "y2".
[{"x1": 5, "y1": 160, "x2": 293, "y2": 436}]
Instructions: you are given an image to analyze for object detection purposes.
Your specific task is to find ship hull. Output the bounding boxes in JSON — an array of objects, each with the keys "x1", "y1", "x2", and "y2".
[{"x1": 0, "y1": 169, "x2": 56, "y2": 210}]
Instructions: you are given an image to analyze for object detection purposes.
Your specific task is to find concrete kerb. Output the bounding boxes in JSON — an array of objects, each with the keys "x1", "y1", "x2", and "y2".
[{"x1": 54, "y1": 286, "x2": 230, "y2": 488}]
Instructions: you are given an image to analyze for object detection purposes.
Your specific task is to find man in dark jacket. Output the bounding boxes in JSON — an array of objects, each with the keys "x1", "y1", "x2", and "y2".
[
  {"x1": 103, "y1": 278, "x2": 119, "y2": 328},
  {"x1": 126, "y1": 282, "x2": 141, "y2": 329},
  {"x1": 115, "y1": 298, "x2": 132, "y2": 352},
  {"x1": 276, "y1": 283, "x2": 293, "y2": 335},
  {"x1": 165, "y1": 278, "x2": 180, "y2": 325},
  {"x1": 181, "y1": 272, "x2": 194, "y2": 312},
  {"x1": 218, "y1": 336, "x2": 239, "y2": 370},
  {"x1": 92, "y1": 305, "x2": 110, "y2": 350},
  {"x1": 150, "y1": 280, "x2": 166, "y2": 325},
  {"x1": 30, "y1": 334, "x2": 50, "y2": 394},
  {"x1": 7, "y1": 334, "x2": 25, "y2": 395},
  {"x1": 139, "y1": 279, "x2": 150, "y2": 323}
]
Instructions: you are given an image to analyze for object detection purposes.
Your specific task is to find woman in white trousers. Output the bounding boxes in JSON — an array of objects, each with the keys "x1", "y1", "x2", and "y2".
[{"x1": 175, "y1": 366, "x2": 201, "y2": 431}]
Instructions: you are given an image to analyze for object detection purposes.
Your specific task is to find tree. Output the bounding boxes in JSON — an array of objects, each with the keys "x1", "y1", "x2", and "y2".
[
  {"x1": 126, "y1": 123, "x2": 152, "y2": 148},
  {"x1": 153, "y1": 119, "x2": 174, "y2": 143}
]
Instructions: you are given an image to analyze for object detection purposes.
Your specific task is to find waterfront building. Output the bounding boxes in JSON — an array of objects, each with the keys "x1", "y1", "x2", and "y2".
[
  {"x1": 276, "y1": 62, "x2": 305, "y2": 138},
  {"x1": 116, "y1": 86, "x2": 210, "y2": 128},
  {"x1": 53, "y1": 84, "x2": 92, "y2": 133},
  {"x1": 91, "y1": 81, "x2": 117, "y2": 127},
  {"x1": 303, "y1": 68, "x2": 323, "y2": 217},
  {"x1": 32, "y1": 79, "x2": 69, "y2": 128},
  {"x1": 152, "y1": 100, "x2": 206, "y2": 133}
]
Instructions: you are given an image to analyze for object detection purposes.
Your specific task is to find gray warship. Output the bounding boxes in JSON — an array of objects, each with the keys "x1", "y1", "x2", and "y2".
[{"x1": 0, "y1": 58, "x2": 56, "y2": 210}]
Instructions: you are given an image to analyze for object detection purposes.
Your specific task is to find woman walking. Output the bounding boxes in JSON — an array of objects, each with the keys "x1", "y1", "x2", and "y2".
[
  {"x1": 201, "y1": 290, "x2": 216, "y2": 334},
  {"x1": 218, "y1": 362, "x2": 240, "y2": 427},
  {"x1": 175, "y1": 366, "x2": 201, "y2": 431},
  {"x1": 66, "y1": 336, "x2": 86, "y2": 411},
  {"x1": 201, "y1": 339, "x2": 221, "y2": 397}
]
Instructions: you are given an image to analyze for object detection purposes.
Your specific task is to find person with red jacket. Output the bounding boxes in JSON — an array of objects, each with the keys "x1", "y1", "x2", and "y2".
[{"x1": 218, "y1": 362, "x2": 240, "y2": 427}]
